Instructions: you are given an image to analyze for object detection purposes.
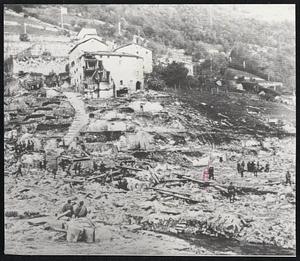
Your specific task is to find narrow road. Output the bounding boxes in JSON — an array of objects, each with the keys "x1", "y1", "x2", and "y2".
[{"x1": 63, "y1": 92, "x2": 89, "y2": 146}]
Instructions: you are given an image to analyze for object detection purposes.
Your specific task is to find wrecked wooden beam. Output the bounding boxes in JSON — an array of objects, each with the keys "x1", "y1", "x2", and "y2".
[
  {"x1": 57, "y1": 210, "x2": 71, "y2": 220},
  {"x1": 117, "y1": 165, "x2": 144, "y2": 171},
  {"x1": 153, "y1": 187, "x2": 193, "y2": 198},
  {"x1": 153, "y1": 188, "x2": 200, "y2": 203},
  {"x1": 178, "y1": 175, "x2": 212, "y2": 186}
]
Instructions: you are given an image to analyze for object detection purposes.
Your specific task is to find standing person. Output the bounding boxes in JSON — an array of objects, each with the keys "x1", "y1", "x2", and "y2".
[
  {"x1": 286, "y1": 171, "x2": 291, "y2": 185},
  {"x1": 241, "y1": 161, "x2": 245, "y2": 171},
  {"x1": 14, "y1": 160, "x2": 23, "y2": 178},
  {"x1": 253, "y1": 162, "x2": 258, "y2": 177},
  {"x1": 247, "y1": 161, "x2": 251, "y2": 172},
  {"x1": 99, "y1": 161, "x2": 106, "y2": 173},
  {"x1": 240, "y1": 163, "x2": 244, "y2": 178},
  {"x1": 93, "y1": 161, "x2": 98, "y2": 172},
  {"x1": 60, "y1": 159, "x2": 66, "y2": 172},
  {"x1": 43, "y1": 156, "x2": 47, "y2": 170},
  {"x1": 208, "y1": 166, "x2": 214, "y2": 180},
  {"x1": 265, "y1": 163, "x2": 270, "y2": 172},
  {"x1": 228, "y1": 182, "x2": 236, "y2": 203},
  {"x1": 74, "y1": 201, "x2": 88, "y2": 218},
  {"x1": 202, "y1": 167, "x2": 209, "y2": 182},
  {"x1": 257, "y1": 161, "x2": 260, "y2": 172},
  {"x1": 73, "y1": 162, "x2": 78, "y2": 175},
  {"x1": 52, "y1": 167, "x2": 57, "y2": 179},
  {"x1": 77, "y1": 162, "x2": 82, "y2": 176},
  {"x1": 237, "y1": 162, "x2": 241, "y2": 175},
  {"x1": 250, "y1": 161, "x2": 255, "y2": 172}
]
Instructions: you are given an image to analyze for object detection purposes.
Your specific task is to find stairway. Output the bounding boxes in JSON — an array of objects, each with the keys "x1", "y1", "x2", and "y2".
[{"x1": 63, "y1": 92, "x2": 89, "y2": 146}]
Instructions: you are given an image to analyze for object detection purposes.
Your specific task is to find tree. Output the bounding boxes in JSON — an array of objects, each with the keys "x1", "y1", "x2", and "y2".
[
  {"x1": 7, "y1": 4, "x2": 23, "y2": 13},
  {"x1": 162, "y1": 62, "x2": 188, "y2": 88}
]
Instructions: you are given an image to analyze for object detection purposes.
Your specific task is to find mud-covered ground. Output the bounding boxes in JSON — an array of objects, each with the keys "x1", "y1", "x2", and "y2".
[{"x1": 4, "y1": 89, "x2": 296, "y2": 256}]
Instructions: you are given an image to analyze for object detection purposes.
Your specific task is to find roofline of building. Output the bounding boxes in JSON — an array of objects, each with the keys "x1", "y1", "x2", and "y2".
[
  {"x1": 76, "y1": 28, "x2": 97, "y2": 36},
  {"x1": 69, "y1": 37, "x2": 109, "y2": 54},
  {"x1": 114, "y1": 42, "x2": 152, "y2": 52},
  {"x1": 80, "y1": 51, "x2": 144, "y2": 59}
]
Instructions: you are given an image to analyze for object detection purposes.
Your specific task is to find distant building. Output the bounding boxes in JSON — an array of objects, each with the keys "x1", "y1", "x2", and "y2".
[
  {"x1": 258, "y1": 81, "x2": 283, "y2": 92},
  {"x1": 114, "y1": 42, "x2": 153, "y2": 74}
]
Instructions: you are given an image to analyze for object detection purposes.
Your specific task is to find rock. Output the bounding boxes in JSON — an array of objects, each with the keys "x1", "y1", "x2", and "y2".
[
  {"x1": 94, "y1": 225, "x2": 113, "y2": 242},
  {"x1": 66, "y1": 221, "x2": 84, "y2": 243}
]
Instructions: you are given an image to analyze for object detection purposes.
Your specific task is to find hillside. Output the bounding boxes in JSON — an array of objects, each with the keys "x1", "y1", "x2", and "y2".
[{"x1": 5, "y1": 4, "x2": 295, "y2": 90}]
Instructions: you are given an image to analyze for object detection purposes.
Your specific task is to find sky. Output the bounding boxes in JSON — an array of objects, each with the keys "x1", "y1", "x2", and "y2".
[{"x1": 229, "y1": 4, "x2": 295, "y2": 23}]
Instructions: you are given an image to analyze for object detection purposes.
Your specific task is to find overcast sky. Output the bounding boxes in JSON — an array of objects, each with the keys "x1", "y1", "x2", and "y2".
[{"x1": 230, "y1": 4, "x2": 295, "y2": 23}]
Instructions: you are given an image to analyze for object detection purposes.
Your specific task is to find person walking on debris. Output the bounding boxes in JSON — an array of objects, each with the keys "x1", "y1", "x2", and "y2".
[
  {"x1": 286, "y1": 171, "x2": 291, "y2": 185},
  {"x1": 74, "y1": 201, "x2": 88, "y2": 218},
  {"x1": 62, "y1": 199, "x2": 74, "y2": 218},
  {"x1": 228, "y1": 182, "x2": 236, "y2": 203},
  {"x1": 208, "y1": 166, "x2": 214, "y2": 180}
]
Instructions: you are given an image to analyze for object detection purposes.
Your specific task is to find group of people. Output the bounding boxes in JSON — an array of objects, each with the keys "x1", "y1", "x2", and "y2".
[
  {"x1": 237, "y1": 160, "x2": 270, "y2": 177},
  {"x1": 15, "y1": 140, "x2": 35, "y2": 155},
  {"x1": 61, "y1": 199, "x2": 88, "y2": 219}
]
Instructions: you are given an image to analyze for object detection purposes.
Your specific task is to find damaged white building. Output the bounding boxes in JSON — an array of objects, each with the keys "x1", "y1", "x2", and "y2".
[{"x1": 69, "y1": 28, "x2": 148, "y2": 98}]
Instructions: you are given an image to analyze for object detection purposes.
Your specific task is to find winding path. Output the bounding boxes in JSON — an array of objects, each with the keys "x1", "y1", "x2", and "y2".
[{"x1": 63, "y1": 92, "x2": 89, "y2": 146}]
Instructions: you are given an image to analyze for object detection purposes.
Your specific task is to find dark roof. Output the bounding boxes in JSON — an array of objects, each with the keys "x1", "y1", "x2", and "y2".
[
  {"x1": 69, "y1": 38, "x2": 109, "y2": 54},
  {"x1": 114, "y1": 42, "x2": 152, "y2": 52},
  {"x1": 80, "y1": 51, "x2": 143, "y2": 59}
]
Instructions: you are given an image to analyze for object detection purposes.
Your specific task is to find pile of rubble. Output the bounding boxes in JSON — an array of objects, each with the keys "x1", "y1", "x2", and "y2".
[{"x1": 4, "y1": 88, "x2": 295, "y2": 255}]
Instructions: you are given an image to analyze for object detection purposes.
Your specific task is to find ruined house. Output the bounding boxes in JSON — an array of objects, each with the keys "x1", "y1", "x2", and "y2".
[{"x1": 69, "y1": 29, "x2": 145, "y2": 98}]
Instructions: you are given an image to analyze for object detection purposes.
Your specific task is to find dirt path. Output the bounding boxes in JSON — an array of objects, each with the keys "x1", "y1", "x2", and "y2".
[{"x1": 63, "y1": 92, "x2": 89, "y2": 146}]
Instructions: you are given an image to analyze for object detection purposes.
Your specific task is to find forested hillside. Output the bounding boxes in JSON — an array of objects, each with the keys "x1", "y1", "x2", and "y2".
[{"x1": 7, "y1": 4, "x2": 295, "y2": 90}]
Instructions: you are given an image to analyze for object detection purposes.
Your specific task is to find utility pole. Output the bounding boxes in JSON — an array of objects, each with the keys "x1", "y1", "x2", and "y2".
[
  {"x1": 24, "y1": 23, "x2": 27, "y2": 34},
  {"x1": 209, "y1": 5, "x2": 213, "y2": 28},
  {"x1": 61, "y1": 10, "x2": 64, "y2": 29},
  {"x1": 61, "y1": 7, "x2": 67, "y2": 29},
  {"x1": 118, "y1": 21, "x2": 121, "y2": 36}
]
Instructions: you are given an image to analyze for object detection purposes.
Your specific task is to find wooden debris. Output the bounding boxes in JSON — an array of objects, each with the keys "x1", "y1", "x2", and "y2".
[{"x1": 56, "y1": 210, "x2": 71, "y2": 220}]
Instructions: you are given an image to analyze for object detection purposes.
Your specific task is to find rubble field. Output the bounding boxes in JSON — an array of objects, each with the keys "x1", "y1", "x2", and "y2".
[{"x1": 4, "y1": 87, "x2": 296, "y2": 255}]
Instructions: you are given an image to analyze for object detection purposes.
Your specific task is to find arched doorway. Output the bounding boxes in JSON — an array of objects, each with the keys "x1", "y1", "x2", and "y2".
[{"x1": 136, "y1": 81, "x2": 141, "y2": 90}]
